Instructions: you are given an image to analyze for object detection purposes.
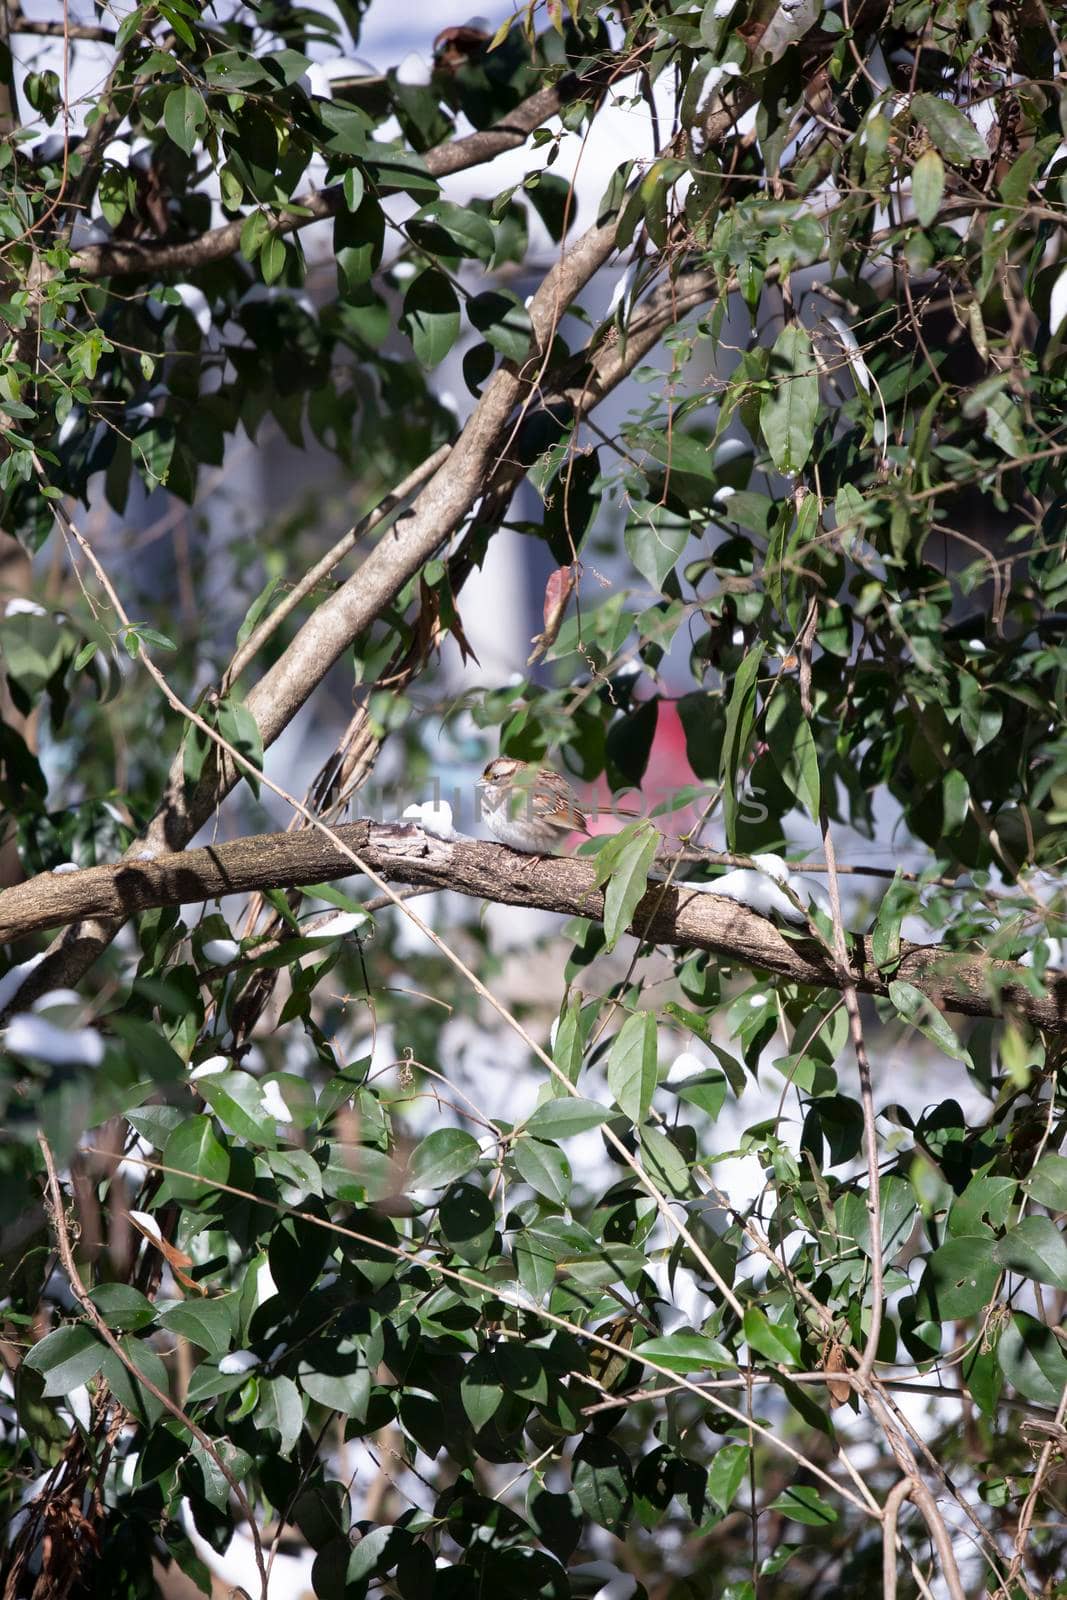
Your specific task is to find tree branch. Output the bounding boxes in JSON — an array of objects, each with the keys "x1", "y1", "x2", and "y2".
[
  {"x1": 69, "y1": 69, "x2": 613, "y2": 280},
  {"x1": 9, "y1": 11, "x2": 115, "y2": 40},
  {"x1": 2, "y1": 823, "x2": 1062, "y2": 1030}
]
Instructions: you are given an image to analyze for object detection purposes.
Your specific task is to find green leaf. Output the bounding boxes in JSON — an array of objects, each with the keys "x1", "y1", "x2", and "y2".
[
  {"x1": 525, "y1": 1097, "x2": 609, "y2": 1138},
  {"x1": 259, "y1": 233, "x2": 286, "y2": 285},
  {"x1": 161, "y1": 1114, "x2": 230, "y2": 1201},
  {"x1": 707, "y1": 1442, "x2": 750, "y2": 1511},
  {"x1": 637, "y1": 1330, "x2": 734, "y2": 1374},
  {"x1": 1026, "y1": 1153, "x2": 1067, "y2": 1211},
  {"x1": 888, "y1": 980, "x2": 971, "y2": 1065},
  {"x1": 343, "y1": 167, "x2": 365, "y2": 211},
  {"x1": 467, "y1": 290, "x2": 532, "y2": 361},
  {"x1": 595, "y1": 820, "x2": 659, "y2": 952},
  {"x1": 720, "y1": 645, "x2": 762, "y2": 848},
  {"x1": 639, "y1": 1126, "x2": 692, "y2": 1198},
  {"x1": 412, "y1": 201, "x2": 494, "y2": 260},
  {"x1": 766, "y1": 685, "x2": 820, "y2": 822},
  {"x1": 88, "y1": 1284, "x2": 157, "y2": 1332},
  {"x1": 624, "y1": 500, "x2": 691, "y2": 592},
  {"x1": 671, "y1": 1068, "x2": 728, "y2": 1120},
  {"x1": 335, "y1": 195, "x2": 385, "y2": 291},
  {"x1": 607, "y1": 1011, "x2": 658, "y2": 1125},
  {"x1": 511, "y1": 1137, "x2": 571, "y2": 1203},
  {"x1": 998, "y1": 1312, "x2": 1067, "y2": 1406},
  {"x1": 767, "y1": 1484, "x2": 838, "y2": 1526},
  {"x1": 911, "y1": 148, "x2": 945, "y2": 228},
  {"x1": 572, "y1": 1435, "x2": 632, "y2": 1534},
  {"x1": 216, "y1": 696, "x2": 263, "y2": 798},
  {"x1": 912, "y1": 94, "x2": 988, "y2": 165},
  {"x1": 439, "y1": 1182, "x2": 496, "y2": 1264},
  {"x1": 959, "y1": 671, "x2": 1002, "y2": 752},
  {"x1": 240, "y1": 209, "x2": 270, "y2": 263},
  {"x1": 921, "y1": 1234, "x2": 999, "y2": 1318},
  {"x1": 99, "y1": 1337, "x2": 170, "y2": 1427},
  {"x1": 197, "y1": 1071, "x2": 278, "y2": 1148},
  {"x1": 401, "y1": 271, "x2": 460, "y2": 368},
  {"x1": 993, "y1": 1216, "x2": 1067, "y2": 1291},
  {"x1": 266, "y1": 1147, "x2": 324, "y2": 1203},
  {"x1": 23, "y1": 1325, "x2": 103, "y2": 1395},
  {"x1": 408, "y1": 1128, "x2": 482, "y2": 1190},
  {"x1": 300, "y1": 1359, "x2": 371, "y2": 1419},
  {"x1": 513, "y1": 1227, "x2": 555, "y2": 1303},
  {"x1": 743, "y1": 1307, "x2": 802, "y2": 1366},
  {"x1": 158, "y1": 1295, "x2": 238, "y2": 1355},
  {"x1": 760, "y1": 325, "x2": 818, "y2": 476},
  {"x1": 163, "y1": 86, "x2": 206, "y2": 155},
  {"x1": 460, "y1": 1352, "x2": 503, "y2": 1429},
  {"x1": 258, "y1": 1374, "x2": 304, "y2": 1457}
]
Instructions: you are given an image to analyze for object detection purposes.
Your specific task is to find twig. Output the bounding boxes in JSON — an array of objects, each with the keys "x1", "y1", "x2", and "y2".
[
  {"x1": 798, "y1": 597, "x2": 884, "y2": 1384},
  {"x1": 69, "y1": 68, "x2": 618, "y2": 279},
  {"x1": 36, "y1": 1133, "x2": 268, "y2": 1600},
  {"x1": 82, "y1": 1145, "x2": 877, "y2": 1520},
  {"x1": 883, "y1": 1477, "x2": 914, "y2": 1600},
  {"x1": 9, "y1": 10, "x2": 115, "y2": 40},
  {"x1": 1007, "y1": 1378, "x2": 1067, "y2": 1588},
  {"x1": 222, "y1": 444, "x2": 452, "y2": 689}
]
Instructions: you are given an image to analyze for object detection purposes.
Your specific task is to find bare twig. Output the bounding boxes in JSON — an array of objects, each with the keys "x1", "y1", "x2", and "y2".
[
  {"x1": 1008, "y1": 1379, "x2": 1067, "y2": 1588},
  {"x1": 36, "y1": 1133, "x2": 268, "y2": 1600},
  {"x1": 222, "y1": 443, "x2": 452, "y2": 688},
  {"x1": 798, "y1": 598, "x2": 883, "y2": 1384},
  {"x1": 85, "y1": 1145, "x2": 877, "y2": 1521},
  {"x1": 883, "y1": 1477, "x2": 914, "y2": 1600}
]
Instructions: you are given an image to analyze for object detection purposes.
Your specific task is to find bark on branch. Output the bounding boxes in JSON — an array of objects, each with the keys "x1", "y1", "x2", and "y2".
[{"x1": 1, "y1": 823, "x2": 1061, "y2": 1031}]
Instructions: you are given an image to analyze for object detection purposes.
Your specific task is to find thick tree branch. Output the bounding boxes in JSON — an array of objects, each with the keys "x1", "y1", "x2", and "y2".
[
  {"x1": 1, "y1": 823, "x2": 1061, "y2": 1030},
  {"x1": 69, "y1": 70, "x2": 613, "y2": 280}
]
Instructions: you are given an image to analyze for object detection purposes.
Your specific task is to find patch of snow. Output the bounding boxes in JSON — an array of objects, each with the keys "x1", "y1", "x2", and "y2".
[
  {"x1": 310, "y1": 910, "x2": 367, "y2": 938},
  {"x1": 202, "y1": 939, "x2": 240, "y2": 965},
  {"x1": 190, "y1": 1055, "x2": 229, "y2": 1080},
  {"x1": 396, "y1": 51, "x2": 432, "y2": 86},
  {"x1": 825, "y1": 314, "x2": 872, "y2": 394},
  {"x1": 219, "y1": 1349, "x2": 259, "y2": 1375},
  {"x1": 260, "y1": 1080, "x2": 293, "y2": 1123},
  {"x1": 5, "y1": 1013, "x2": 105, "y2": 1067},
  {"x1": 402, "y1": 800, "x2": 456, "y2": 840},
  {"x1": 0, "y1": 954, "x2": 47, "y2": 1014}
]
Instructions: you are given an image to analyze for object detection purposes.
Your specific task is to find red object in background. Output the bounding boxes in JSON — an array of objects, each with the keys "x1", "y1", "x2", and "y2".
[{"x1": 585, "y1": 700, "x2": 702, "y2": 842}]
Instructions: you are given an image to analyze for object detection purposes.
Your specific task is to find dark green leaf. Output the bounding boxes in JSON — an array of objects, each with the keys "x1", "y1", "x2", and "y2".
[
  {"x1": 760, "y1": 325, "x2": 818, "y2": 476},
  {"x1": 525, "y1": 1097, "x2": 609, "y2": 1138},
  {"x1": 23, "y1": 1325, "x2": 103, "y2": 1395},
  {"x1": 912, "y1": 94, "x2": 988, "y2": 165},
  {"x1": 408, "y1": 1128, "x2": 481, "y2": 1190},
  {"x1": 993, "y1": 1216, "x2": 1067, "y2": 1291},
  {"x1": 401, "y1": 271, "x2": 461, "y2": 368},
  {"x1": 163, "y1": 86, "x2": 206, "y2": 156},
  {"x1": 607, "y1": 1011, "x2": 658, "y2": 1125}
]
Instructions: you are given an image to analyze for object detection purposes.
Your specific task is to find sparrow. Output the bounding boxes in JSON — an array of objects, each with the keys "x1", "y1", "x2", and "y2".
[{"x1": 478, "y1": 757, "x2": 590, "y2": 854}]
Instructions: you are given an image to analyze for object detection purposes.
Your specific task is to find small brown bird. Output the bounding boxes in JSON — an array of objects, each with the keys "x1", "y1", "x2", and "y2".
[{"x1": 478, "y1": 757, "x2": 590, "y2": 854}]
